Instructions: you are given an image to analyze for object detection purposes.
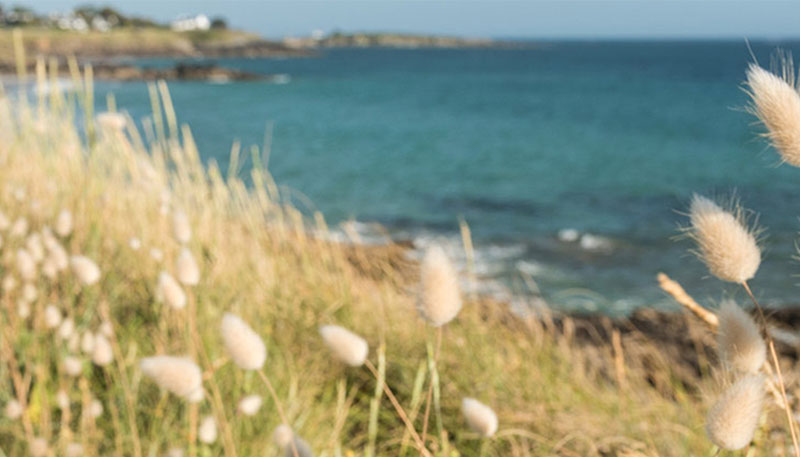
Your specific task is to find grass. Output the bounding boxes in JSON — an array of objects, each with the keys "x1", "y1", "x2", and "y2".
[
  {"x1": 0, "y1": 54, "x2": 796, "y2": 456},
  {"x1": 0, "y1": 27, "x2": 267, "y2": 64}
]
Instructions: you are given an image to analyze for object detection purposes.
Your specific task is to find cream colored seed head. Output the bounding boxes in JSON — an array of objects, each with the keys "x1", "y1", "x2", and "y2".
[
  {"x1": 2, "y1": 275, "x2": 16, "y2": 292},
  {"x1": 56, "y1": 390, "x2": 69, "y2": 410},
  {"x1": 150, "y1": 248, "x2": 164, "y2": 262},
  {"x1": 461, "y1": 398, "x2": 498, "y2": 437},
  {"x1": 9, "y1": 217, "x2": 27, "y2": 238},
  {"x1": 273, "y1": 424, "x2": 294, "y2": 448},
  {"x1": 140, "y1": 356, "x2": 203, "y2": 401},
  {"x1": 92, "y1": 334, "x2": 114, "y2": 366},
  {"x1": 176, "y1": 248, "x2": 200, "y2": 286},
  {"x1": 16, "y1": 249, "x2": 36, "y2": 281},
  {"x1": 717, "y1": 301, "x2": 766, "y2": 374},
  {"x1": 55, "y1": 209, "x2": 73, "y2": 237},
  {"x1": 418, "y1": 244, "x2": 462, "y2": 327},
  {"x1": 4, "y1": 399, "x2": 22, "y2": 420},
  {"x1": 26, "y1": 234, "x2": 44, "y2": 263},
  {"x1": 63, "y1": 356, "x2": 82, "y2": 377},
  {"x1": 166, "y1": 448, "x2": 184, "y2": 457},
  {"x1": 81, "y1": 331, "x2": 95, "y2": 354},
  {"x1": 172, "y1": 209, "x2": 192, "y2": 244},
  {"x1": 220, "y1": 313, "x2": 266, "y2": 371},
  {"x1": 237, "y1": 395, "x2": 262, "y2": 416},
  {"x1": 707, "y1": 374, "x2": 765, "y2": 450},
  {"x1": 70, "y1": 256, "x2": 101, "y2": 286},
  {"x1": 29, "y1": 437, "x2": 48, "y2": 457},
  {"x1": 198, "y1": 415, "x2": 218, "y2": 444},
  {"x1": 58, "y1": 318, "x2": 75, "y2": 340},
  {"x1": 65, "y1": 442, "x2": 84, "y2": 457},
  {"x1": 88, "y1": 399, "x2": 103, "y2": 418},
  {"x1": 43, "y1": 305, "x2": 62, "y2": 329},
  {"x1": 157, "y1": 271, "x2": 186, "y2": 309},
  {"x1": 688, "y1": 195, "x2": 760, "y2": 284},
  {"x1": 319, "y1": 325, "x2": 369, "y2": 367},
  {"x1": 746, "y1": 64, "x2": 800, "y2": 167}
]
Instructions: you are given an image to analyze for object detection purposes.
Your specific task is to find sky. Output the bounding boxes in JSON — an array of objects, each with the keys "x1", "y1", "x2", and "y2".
[{"x1": 15, "y1": 0, "x2": 800, "y2": 40}]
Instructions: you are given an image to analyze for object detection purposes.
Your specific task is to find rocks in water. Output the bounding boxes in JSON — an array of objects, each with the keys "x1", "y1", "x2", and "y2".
[{"x1": 92, "y1": 62, "x2": 269, "y2": 82}]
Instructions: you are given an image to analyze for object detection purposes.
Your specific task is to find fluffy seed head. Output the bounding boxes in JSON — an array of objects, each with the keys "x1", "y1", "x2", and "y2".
[
  {"x1": 99, "y1": 321, "x2": 114, "y2": 338},
  {"x1": 198, "y1": 415, "x2": 218, "y2": 444},
  {"x1": 55, "y1": 209, "x2": 73, "y2": 237},
  {"x1": 17, "y1": 301, "x2": 30, "y2": 320},
  {"x1": 418, "y1": 244, "x2": 462, "y2": 326},
  {"x1": 688, "y1": 195, "x2": 760, "y2": 283},
  {"x1": 172, "y1": 209, "x2": 192, "y2": 244},
  {"x1": 220, "y1": 313, "x2": 267, "y2": 370},
  {"x1": 56, "y1": 389, "x2": 69, "y2": 409},
  {"x1": 63, "y1": 356, "x2": 82, "y2": 377},
  {"x1": 717, "y1": 301, "x2": 766, "y2": 373},
  {"x1": 92, "y1": 334, "x2": 114, "y2": 366},
  {"x1": 167, "y1": 448, "x2": 184, "y2": 457},
  {"x1": 58, "y1": 318, "x2": 75, "y2": 340},
  {"x1": 44, "y1": 305, "x2": 62, "y2": 329},
  {"x1": 745, "y1": 63, "x2": 800, "y2": 167},
  {"x1": 81, "y1": 331, "x2": 95, "y2": 354},
  {"x1": 88, "y1": 399, "x2": 103, "y2": 418},
  {"x1": 9, "y1": 217, "x2": 27, "y2": 238},
  {"x1": 70, "y1": 256, "x2": 101, "y2": 286},
  {"x1": 26, "y1": 234, "x2": 44, "y2": 262},
  {"x1": 46, "y1": 240, "x2": 69, "y2": 272},
  {"x1": 273, "y1": 424, "x2": 294, "y2": 448},
  {"x1": 176, "y1": 248, "x2": 200, "y2": 286},
  {"x1": 706, "y1": 374, "x2": 765, "y2": 450},
  {"x1": 29, "y1": 437, "x2": 48, "y2": 457},
  {"x1": 150, "y1": 248, "x2": 164, "y2": 262},
  {"x1": 461, "y1": 398, "x2": 498, "y2": 437},
  {"x1": 157, "y1": 272, "x2": 187, "y2": 309},
  {"x1": 4, "y1": 399, "x2": 22, "y2": 419},
  {"x1": 319, "y1": 325, "x2": 369, "y2": 367},
  {"x1": 65, "y1": 442, "x2": 84, "y2": 457},
  {"x1": 129, "y1": 237, "x2": 141, "y2": 250},
  {"x1": 140, "y1": 356, "x2": 203, "y2": 402},
  {"x1": 238, "y1": 395, "x2": 262, "y2": 416},
  {"x1": 16, "y1": 249, "x2": 36, "y2": 281},
  {"x1": 2, "y1": 275, "x2": 16, "y2": 292}
]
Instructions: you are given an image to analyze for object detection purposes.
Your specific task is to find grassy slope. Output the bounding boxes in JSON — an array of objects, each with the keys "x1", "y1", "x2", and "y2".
[
  {"x1": 0, "y1": 67, "x2": 791, "y2": 456},
  {"x1": 0, "y1": 27, "x2": 264, "y2": 62}
]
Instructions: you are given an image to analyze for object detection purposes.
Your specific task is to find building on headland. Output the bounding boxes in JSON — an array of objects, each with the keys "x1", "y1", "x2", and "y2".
[{"x1": 171, "y1": 14, "x2": 211, "y2": 32}]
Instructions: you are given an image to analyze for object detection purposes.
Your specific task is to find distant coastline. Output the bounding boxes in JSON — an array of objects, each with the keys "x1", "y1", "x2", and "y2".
[
  {"x1": 0, "y1": 28, "x2": 515, "y2": 82},
  {"x1": 283, "y1": 32, "x2": 499, "y2": 49}
]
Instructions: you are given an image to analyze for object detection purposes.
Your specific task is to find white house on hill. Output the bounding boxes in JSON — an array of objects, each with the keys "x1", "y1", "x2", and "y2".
[{"x1": 171, "y1": 14, "x2": 210, "y2": 32}]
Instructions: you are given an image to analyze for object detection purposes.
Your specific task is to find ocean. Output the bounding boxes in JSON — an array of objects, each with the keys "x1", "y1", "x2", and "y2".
[{"x1": 93, "y1": 41, "x2": 800, "y2": 315}]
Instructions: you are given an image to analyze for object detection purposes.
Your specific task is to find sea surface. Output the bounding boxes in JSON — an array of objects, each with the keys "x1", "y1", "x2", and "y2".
[{"x1": 91, "y1": 41, "x2": 800, "y2": 315}]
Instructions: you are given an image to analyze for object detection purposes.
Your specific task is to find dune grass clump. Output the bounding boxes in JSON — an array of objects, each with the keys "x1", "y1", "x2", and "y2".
[{"x1": 7, "y1": 39, "x2": 800, "y2": 457}]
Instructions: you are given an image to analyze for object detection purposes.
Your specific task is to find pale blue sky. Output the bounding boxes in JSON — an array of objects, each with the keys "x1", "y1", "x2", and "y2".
[{"x1": 15, "y1": 1, "x2": 800, "y2": 39}]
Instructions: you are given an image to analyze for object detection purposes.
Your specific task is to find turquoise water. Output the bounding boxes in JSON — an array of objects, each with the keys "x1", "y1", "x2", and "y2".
[{"x1": 96, "y1": 42, "x2": 800, "y2": 314}]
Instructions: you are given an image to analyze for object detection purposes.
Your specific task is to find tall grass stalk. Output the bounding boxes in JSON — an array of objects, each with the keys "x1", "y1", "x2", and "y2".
[
  {"x1": 256, "y1": 370, "x2": 300, "y2": 457},
  {"x1": 366, "y1": 344, "x2": 386, "y2": 457}
]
